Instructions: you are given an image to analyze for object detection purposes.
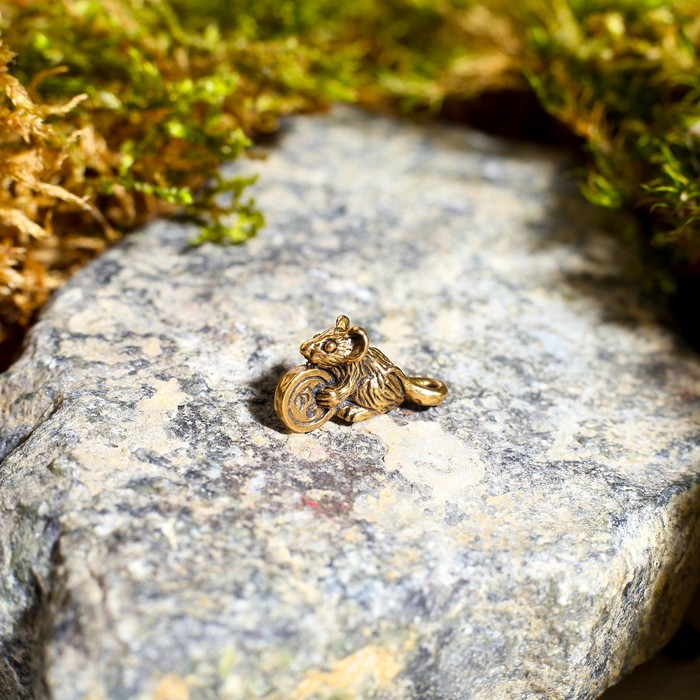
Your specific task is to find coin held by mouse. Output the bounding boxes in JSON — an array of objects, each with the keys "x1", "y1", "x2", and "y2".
[{"x1": 274, "y1": 315, "x2": 448, "y2": 433}]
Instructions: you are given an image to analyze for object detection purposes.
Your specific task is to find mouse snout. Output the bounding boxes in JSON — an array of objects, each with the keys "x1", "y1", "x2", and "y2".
[{"x1": 300, "y1": 340, "x2": 312, "y2": 358}]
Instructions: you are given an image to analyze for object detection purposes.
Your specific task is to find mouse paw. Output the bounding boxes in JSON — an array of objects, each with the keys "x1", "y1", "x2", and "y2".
[
  {"x1": 316, "y1": 388, "x2": 340, "y2": 408},
  {"x1": 336, "y1": 404, "x2": 380, "y2": 424}
]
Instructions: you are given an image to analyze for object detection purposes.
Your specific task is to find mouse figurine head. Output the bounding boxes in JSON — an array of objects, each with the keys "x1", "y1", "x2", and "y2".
[{"x1": 300, "y1": 315, "x2": 370, "y2": 368}]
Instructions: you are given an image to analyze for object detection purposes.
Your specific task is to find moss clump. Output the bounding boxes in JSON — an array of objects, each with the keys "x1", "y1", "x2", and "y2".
[
  {"x1": 0, "y1": 0, "x2": 356, "y2": 359},
  {"x1": 330, "y1": 0, "x2": 700, "y2": 279},
  {"x1": 2, "y1": 0, "x2": 700, "y2": 362}
]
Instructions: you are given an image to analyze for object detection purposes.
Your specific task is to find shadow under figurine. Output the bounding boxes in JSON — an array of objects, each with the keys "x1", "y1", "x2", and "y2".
[{"x1": 275, "y1": 315, "x2": 448, "y2": 433}]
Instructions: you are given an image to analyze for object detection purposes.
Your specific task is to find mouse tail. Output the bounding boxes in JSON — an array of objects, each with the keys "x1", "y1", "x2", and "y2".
[{"x1": 401, "y1": 376, "x2": 448, "y2": 407}]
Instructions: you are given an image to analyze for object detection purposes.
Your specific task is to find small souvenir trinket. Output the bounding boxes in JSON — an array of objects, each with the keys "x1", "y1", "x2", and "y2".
[{"x1": 275, "y1": 315, "x2": 448, "y2": 433}]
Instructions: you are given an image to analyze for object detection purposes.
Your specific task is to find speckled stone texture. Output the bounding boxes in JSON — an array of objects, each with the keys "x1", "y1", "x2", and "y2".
[{"x1": 2, "y1": 109, "x2": 700, "y2": 700}]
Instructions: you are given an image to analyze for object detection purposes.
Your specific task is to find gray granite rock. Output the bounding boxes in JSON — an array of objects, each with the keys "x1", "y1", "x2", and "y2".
[{"x1": 2, "y1": 108, "x2": 700, "y2": 700}]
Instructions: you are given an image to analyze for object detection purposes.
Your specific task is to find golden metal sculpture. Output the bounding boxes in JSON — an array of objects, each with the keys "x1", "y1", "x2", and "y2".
[{"x1": 275, "y1": 315, "x2": 448, "y2": 433}]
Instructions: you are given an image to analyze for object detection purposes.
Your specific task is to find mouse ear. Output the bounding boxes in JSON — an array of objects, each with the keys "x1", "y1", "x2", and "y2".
[
  {"x1": 335, "y1": 315, "x2": 350, "y2": 332},
  {"x1": 347, "y1": 326, "x2": 369, "y2": 362}
]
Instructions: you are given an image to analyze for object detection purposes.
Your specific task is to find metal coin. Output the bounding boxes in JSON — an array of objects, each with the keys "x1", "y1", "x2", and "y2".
[{"x1": 274, "y1": 365, "x2": 335, "y2": 433}]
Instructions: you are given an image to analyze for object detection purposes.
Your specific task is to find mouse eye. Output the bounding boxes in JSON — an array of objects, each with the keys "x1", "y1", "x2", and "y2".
[{"x1": 322, "y1": 340, "x2": 337, "y2": 353}]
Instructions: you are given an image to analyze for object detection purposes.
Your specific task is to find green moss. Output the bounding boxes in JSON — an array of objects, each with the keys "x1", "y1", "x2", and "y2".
[{"x1": 2, "y1": 0, "x2": 700, "y2": 358}]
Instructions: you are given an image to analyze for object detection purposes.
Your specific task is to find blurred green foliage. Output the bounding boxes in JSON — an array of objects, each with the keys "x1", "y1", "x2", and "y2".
[{"x1": 2, "y1": 0, "x2": 700, "y2": 357}]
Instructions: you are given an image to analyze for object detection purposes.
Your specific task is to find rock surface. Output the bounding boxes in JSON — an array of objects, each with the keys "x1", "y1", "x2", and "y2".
[{"x1": 2, "y1": 108, "x2": 700, "y2": 700}]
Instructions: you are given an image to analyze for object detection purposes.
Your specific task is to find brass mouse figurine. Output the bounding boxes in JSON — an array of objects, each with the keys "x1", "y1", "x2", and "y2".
[{"x1": 275, "y1": 315, "x2": 448, "y2": 433}]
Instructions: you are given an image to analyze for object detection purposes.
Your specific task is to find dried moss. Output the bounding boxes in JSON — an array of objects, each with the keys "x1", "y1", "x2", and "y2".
[{"x1": 2, "y1": 0, "x2": 700, "y2": 360}]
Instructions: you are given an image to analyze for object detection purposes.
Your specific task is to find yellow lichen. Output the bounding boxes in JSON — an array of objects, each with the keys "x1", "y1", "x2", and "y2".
[{"x1": 292, "y1": 644, "x2": 403, "y2": 700}]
